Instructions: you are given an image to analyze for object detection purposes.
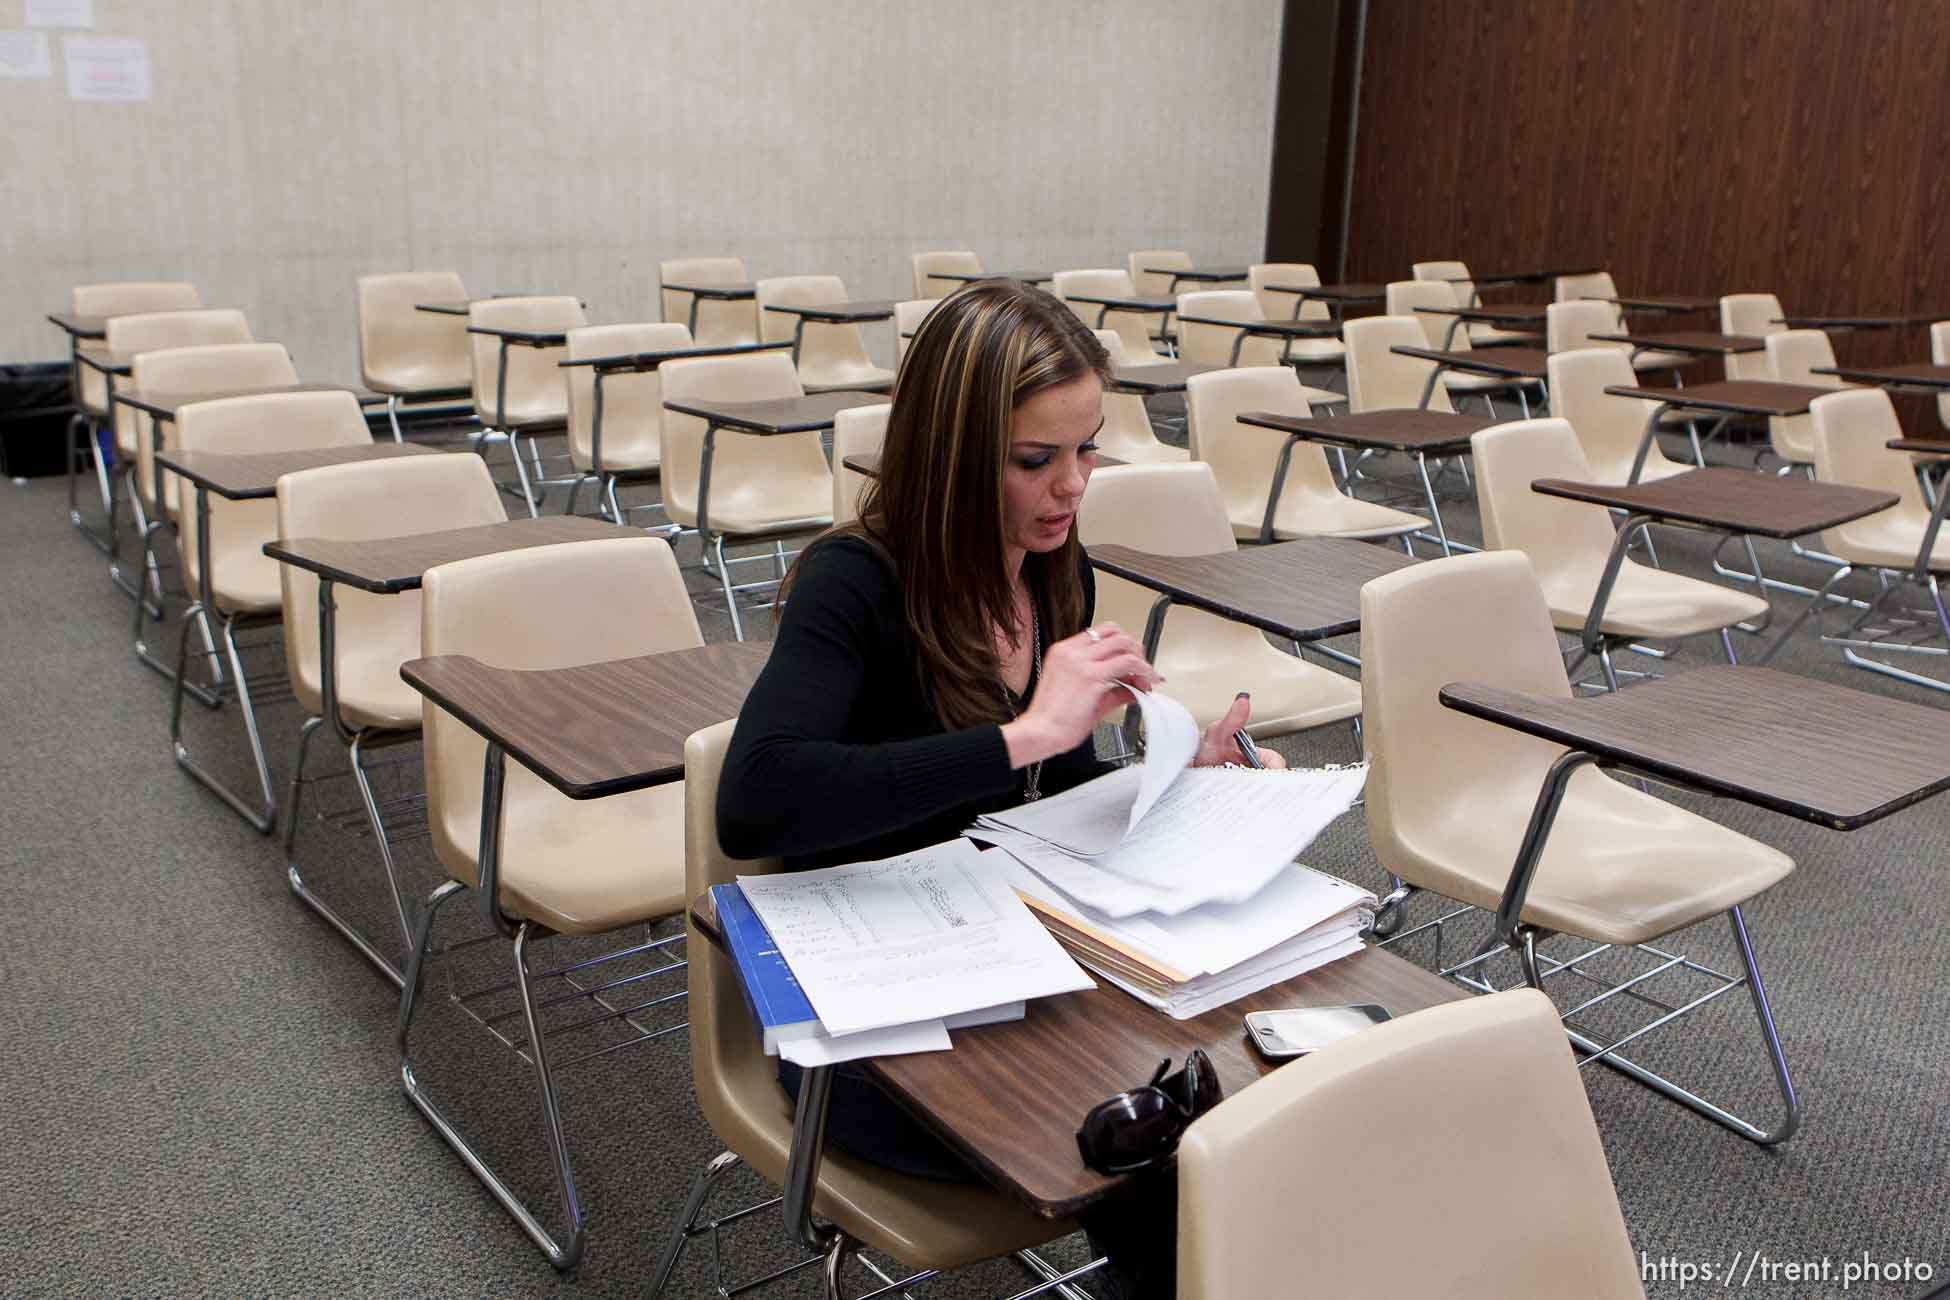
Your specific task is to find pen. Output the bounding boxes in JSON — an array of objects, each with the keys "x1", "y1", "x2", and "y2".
[{"x1": 1232, "y1": 728, "x2": 1265, "y2": 769}]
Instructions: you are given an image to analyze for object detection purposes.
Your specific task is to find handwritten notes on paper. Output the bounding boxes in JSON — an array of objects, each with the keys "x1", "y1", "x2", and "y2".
[{"x1": 738, "y1": 839, "x2": 1092, "y2": 1038}]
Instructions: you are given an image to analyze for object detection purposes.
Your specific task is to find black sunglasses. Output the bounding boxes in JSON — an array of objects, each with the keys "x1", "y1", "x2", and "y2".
[{"x1": 1075, "y1": 1050, "x2": 1224, "y2": 1174}]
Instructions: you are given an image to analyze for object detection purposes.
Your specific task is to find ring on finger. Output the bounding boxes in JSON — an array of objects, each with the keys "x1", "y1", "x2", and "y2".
[{"x1": 1086, "y1": 627, "x2": 1102, "y2": 643}]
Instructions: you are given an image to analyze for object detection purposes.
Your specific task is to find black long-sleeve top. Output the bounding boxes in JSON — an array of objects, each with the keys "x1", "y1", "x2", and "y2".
[{"x1": 717, "y1": 534, "x2": 1111, "y2": 870}]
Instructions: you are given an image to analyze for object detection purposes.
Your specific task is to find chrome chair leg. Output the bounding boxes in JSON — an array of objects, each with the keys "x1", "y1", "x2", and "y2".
[
  {"x1": 648, "y1": 1151, "x2": 744, "y2": 1298},
  {"x1": 510, "y1": 430, "x2": 541, "y2": 518},
  {"x1": 398, "y1": 890, "x2": 587, "y2": 1271},
  {"x1": 349, "y1": 729, "x2": 417, "y2": 951},
  {"x1": 170, "y1": 609, "x2": 277, "y2": 833},
  {"x1": 283, "y1": 716, "x2": 408, "y2": 987},
  {"x1": 716, "y1": 536, "x2": 746, "y2": 641}
]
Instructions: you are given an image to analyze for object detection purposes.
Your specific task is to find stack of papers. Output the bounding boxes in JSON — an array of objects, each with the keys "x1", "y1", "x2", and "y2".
[
  {"x1": 970, "y1": 688, "x2": 1374, "y2": 1018},
  {"x1": 735, "y1": 838, "x2": 1095, "y2": 1065}
]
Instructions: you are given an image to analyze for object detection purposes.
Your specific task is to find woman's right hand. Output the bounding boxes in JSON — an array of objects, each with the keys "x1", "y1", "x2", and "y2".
[{"x1": 1002, "y1": 622, "x2": 1161, "y2": 768}]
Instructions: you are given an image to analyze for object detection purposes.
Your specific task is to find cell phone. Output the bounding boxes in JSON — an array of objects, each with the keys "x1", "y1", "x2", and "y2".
[{"x1": 1243, "y1": 1004, "x2": 1393, "y2": 1060}]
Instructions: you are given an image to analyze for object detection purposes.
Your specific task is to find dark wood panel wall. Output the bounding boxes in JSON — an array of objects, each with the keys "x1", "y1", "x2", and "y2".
[{"x1": 1336, "y1": 0, "x2": 1950, "y2": 363}]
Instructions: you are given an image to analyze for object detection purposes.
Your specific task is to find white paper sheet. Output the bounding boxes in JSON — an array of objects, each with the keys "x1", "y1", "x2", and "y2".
[
  {"x1": 779, "y1": 1018, "x2": 951, "y2": 1067},
  {"x1": 64, "y1": 35, "x2": 147, "y2": 101},
  {"x1": 0, "y1": 30, "x2": 51, "y2": 77},
  {"x1": 738, "y1": 839, "x2": 1093, "y2": 1038},
  {"x1": 1124, "y1": 686, "x2": 1201, "y2": 832},
  {"x1": 27, "y1": 0, "x2": 92, "y2": 28}
]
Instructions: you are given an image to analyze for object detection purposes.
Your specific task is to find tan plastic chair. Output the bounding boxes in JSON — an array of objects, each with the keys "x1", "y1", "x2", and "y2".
[
  {"x1": 356, "y1": 271, "x2": 473, "y2": 440},
  {"x1": 121, "y1": 341, "x2": 295, "y2": 673},
  {"x1": 1546, "y1": 299, "x2": 1691, "y2": 375},
  {"x1": 831, "y1": 402, "x2": 890, "y2": 526},
  {"x1": 1178, "y1": 989, "x2": 1644, "y2": 1300},
  {"x1": 66, "y1": 288, "x2": 207, "y2": 556},
  {"x1": 1052, "y1": 269, "x2": 1171, "y2": 362},
  {"x1": 168, "y1": 390, "x2": 369, "y2": 832},
  {"x1": 911, "y1": 251, "x2": 980, "y2": 299},
  {"x1": 1553, "y1": 270, "x2": 1617, "y2": 302},
  {"x1": 1762, "y1": 329, "x2": 1847, "y2": 467},
  {"x1": 1388, "y1": 280, "x2": 1538, "y2": 408},
  {"x1": 1342, "y1": 315, "x2": 1454, "y2": 413},
  {"x1": 756, "y1": 275, "x2": 895, "y2": 394},
  {"x1": 661, "y1": 351, "x2": 833, "y2": 638},
  {"x1": 106, "y1": 310, "x2": 254, "y2": 494},
  {"x1": 1176, "y1": 290, "x2": 1343, "y2": 406},
  {"x1": 1934, "y1": 321, "x2": 1950, "y2": 434},
  {"x1": 277, "y1": 452, "x2": 508, "y2": 980},
  {"x1": 650, "y1": 718, "x2": 1081, "y2": 1297},
  {"x1": 1128, "y1": 248, "x2": 1193, "y2": 298},
  {"x1": 1079, "y1": 463, "x2": 1361, "y2": 740},
  {"x1": 564, "y1": 321, "x2": 690, "y2": 521},
  {"x1": 1092, "y1": 331, "x2": 1188, "y2": 465},
  {"x1": 661, "y1": 256, "x2": 759, "y2": 347},
  {"x1": 468, "y1": 295, "x2": 586, "y2": 516},
  {"x1": 1360, "y1": 549, "x2": 1798, "y2": 1144},
  {"x1": 1810, "y1": 388, "x2": 1950, "y2": 692},
  {"x1": 1720, "y1": 293, "x2": 1785, "y2": 380},
  {"x1": 1473, "y1": 419, "x2": 1767, "y2": 686},
  {"x1": 401, "y1": 535, "x2": 705, "y2": 1271},
  {"x1": 1412, "y1": 259, "x2": 1533, "y2": 345},
  {"x1": 1184, "y1": 366, "x2": 1424, "y2": 543},
  {"x1": 1546, "y1": 348, "x2": 1692, "y2": 483},
  {"x1": 893, "y1": 298, "x2": 937, "y2": 368}
]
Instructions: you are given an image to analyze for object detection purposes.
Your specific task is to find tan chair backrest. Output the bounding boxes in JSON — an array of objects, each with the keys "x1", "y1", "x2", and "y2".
[
  {"x1": 76, "y1": 294, "x2": 215, "y2": 411},
  {"x1": 1129, "y1": 249, "x2": 1192, "y2": 299},
  {"x1": 1078, "y1": 464, "x2": 1237, "y2": 637},
  {"x1": 1052, "y1": 269, "x2": 1167, "y2": 362},
  {"x1": 124, "y1": 341, "x2": 293, "y2": 507},
  {"x1": 564, "y1": 322, "x2": 691, "y2": 471},
  {"x1": 832, "y1": 402, "x2": 891, "y2": 526},
  {"x1": 355, "y1": 271, "x2": 470, "y2": 393},
  {"x1": 1810, "y1": 388, "x2": 1929, "y2": 554},
  {"x1": 1184, "y1": 366, "x2": 1340, "y2": 531},
  {"x1": 467, "y1": 296, "x2": 584, "y2": 428},
  {"x1": 1386, "y1": 279, "x2": 1471, "y2": 352},
  {"x1": 1546, "y1": 348, "x2": 1679, "y2": 483},
  {"x1": 1764, "y1": 329, "x2": 1839, "y2": 386},
  {"x1": 683, "y1": 718, "x2": 790, "y2": 1162},
  {"x1": 660, "y1": 256, "x2": 757, "y2": 347},
  {"x1": 1472, "y1": 419, "x2": 1617, "y2": 590},
  {"x1": 1412, "y1": 259, "x2": 1475, "y2": 308},
  {"x1": 893, "y1": 298, "x2": 938, "y2": 367},
  {"x1": 1546, "y1": 300, "x2": 1627, "y2": 354},
  {"x1": 421, "y1": 536, "x2": 704, "y2": 884},
  {"x1": 1360, "y1": 551, "x2": 1571, "y2": 879},
  {"x1": 1177, "y1": 989, "x2": 1643, "y2": 1300},
  {"x1": 1342, "y1": 316, "x2": 1454, "y2": 413},
  {"x1": 1176, "y1": 289, "x2": 1281, "y2": 367},
  {"x1": 911, "y1": 251, "x2": 980, "y2": 300},
  {"x1": 756, "y1": 275, "x2": 877, "y2": 384},
  {"x1": 1934, "y1": 321, "x2": 1950, "y2": 431},
  {"x1": 1554, "y1": 270, "x2": 1617, "y2": 303},
  {"x1": 1720, "y1": 293, "x2": 1784, "y2": 380},
  {"x1": 658, "y1": 350, "x2": 818, "y2": 525},
  {"x1": 1249, "y1": 262, "x2": 1328, "y2": 323},
  {"x1": 172, "y1": 389, "x2": 369, "y2": 605},
  {"x1": 277, "y1": 453, "x2": 506, "y2": 718},
  {"x1": 73, "y1": 281, "x2": 200, "y2": 317},
  {"x1": 1089, "y1": 331, "x2": 1173, "y2": 461}
]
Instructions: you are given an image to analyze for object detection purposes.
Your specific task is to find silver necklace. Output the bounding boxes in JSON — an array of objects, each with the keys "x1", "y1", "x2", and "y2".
[{"x1": 1003, "y1": 606, "x2": 1044, "y2": 801}]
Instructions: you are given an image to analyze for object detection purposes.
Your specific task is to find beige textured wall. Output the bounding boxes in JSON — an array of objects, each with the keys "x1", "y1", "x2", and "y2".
[{"x1": 4, "y1": 0, "x2": 1283, "y2": 377}]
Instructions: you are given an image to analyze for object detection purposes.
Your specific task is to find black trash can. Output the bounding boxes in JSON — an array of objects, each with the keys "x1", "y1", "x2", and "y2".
[{"x1": 0, "y1": 362, "x2": 76, "y2": 479}]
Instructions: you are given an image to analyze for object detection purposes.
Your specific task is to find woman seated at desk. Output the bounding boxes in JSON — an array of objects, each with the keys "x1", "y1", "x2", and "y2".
[{"x1": 718, "y1": 279, "x2": 1278, "y2": 1299}]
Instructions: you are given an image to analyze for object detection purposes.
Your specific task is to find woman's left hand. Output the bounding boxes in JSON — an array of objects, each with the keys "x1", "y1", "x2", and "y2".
[{"x1": 1192, "y1": 692, "x2": 1287, "y2": 768}]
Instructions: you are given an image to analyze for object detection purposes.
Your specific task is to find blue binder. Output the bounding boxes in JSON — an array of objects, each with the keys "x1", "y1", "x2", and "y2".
[{"x1": 710, "y1": 882, "x2": 820, "y2": 1053}]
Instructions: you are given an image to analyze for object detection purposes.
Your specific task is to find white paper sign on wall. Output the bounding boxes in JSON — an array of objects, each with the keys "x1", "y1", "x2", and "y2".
[
  {"x1": 64, "y1": 35, "x2": 149, "y2": 101},
  {"x1": 26, "y1": 0, "x2": 94, "y2": 28},
  {"x1": 0, "y1": 30, "x2": 53, "y2": 77}
]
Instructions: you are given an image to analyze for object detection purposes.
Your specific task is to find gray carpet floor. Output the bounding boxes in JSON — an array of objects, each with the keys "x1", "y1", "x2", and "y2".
[{"x1": 2, "y1": 409, "x2": 1946, "y2": 1299}]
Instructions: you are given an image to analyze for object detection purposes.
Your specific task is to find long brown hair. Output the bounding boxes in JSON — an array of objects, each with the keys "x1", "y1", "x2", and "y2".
[{"x1": 794, "y1": 279, "x2": 1111, "y2": 728}]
